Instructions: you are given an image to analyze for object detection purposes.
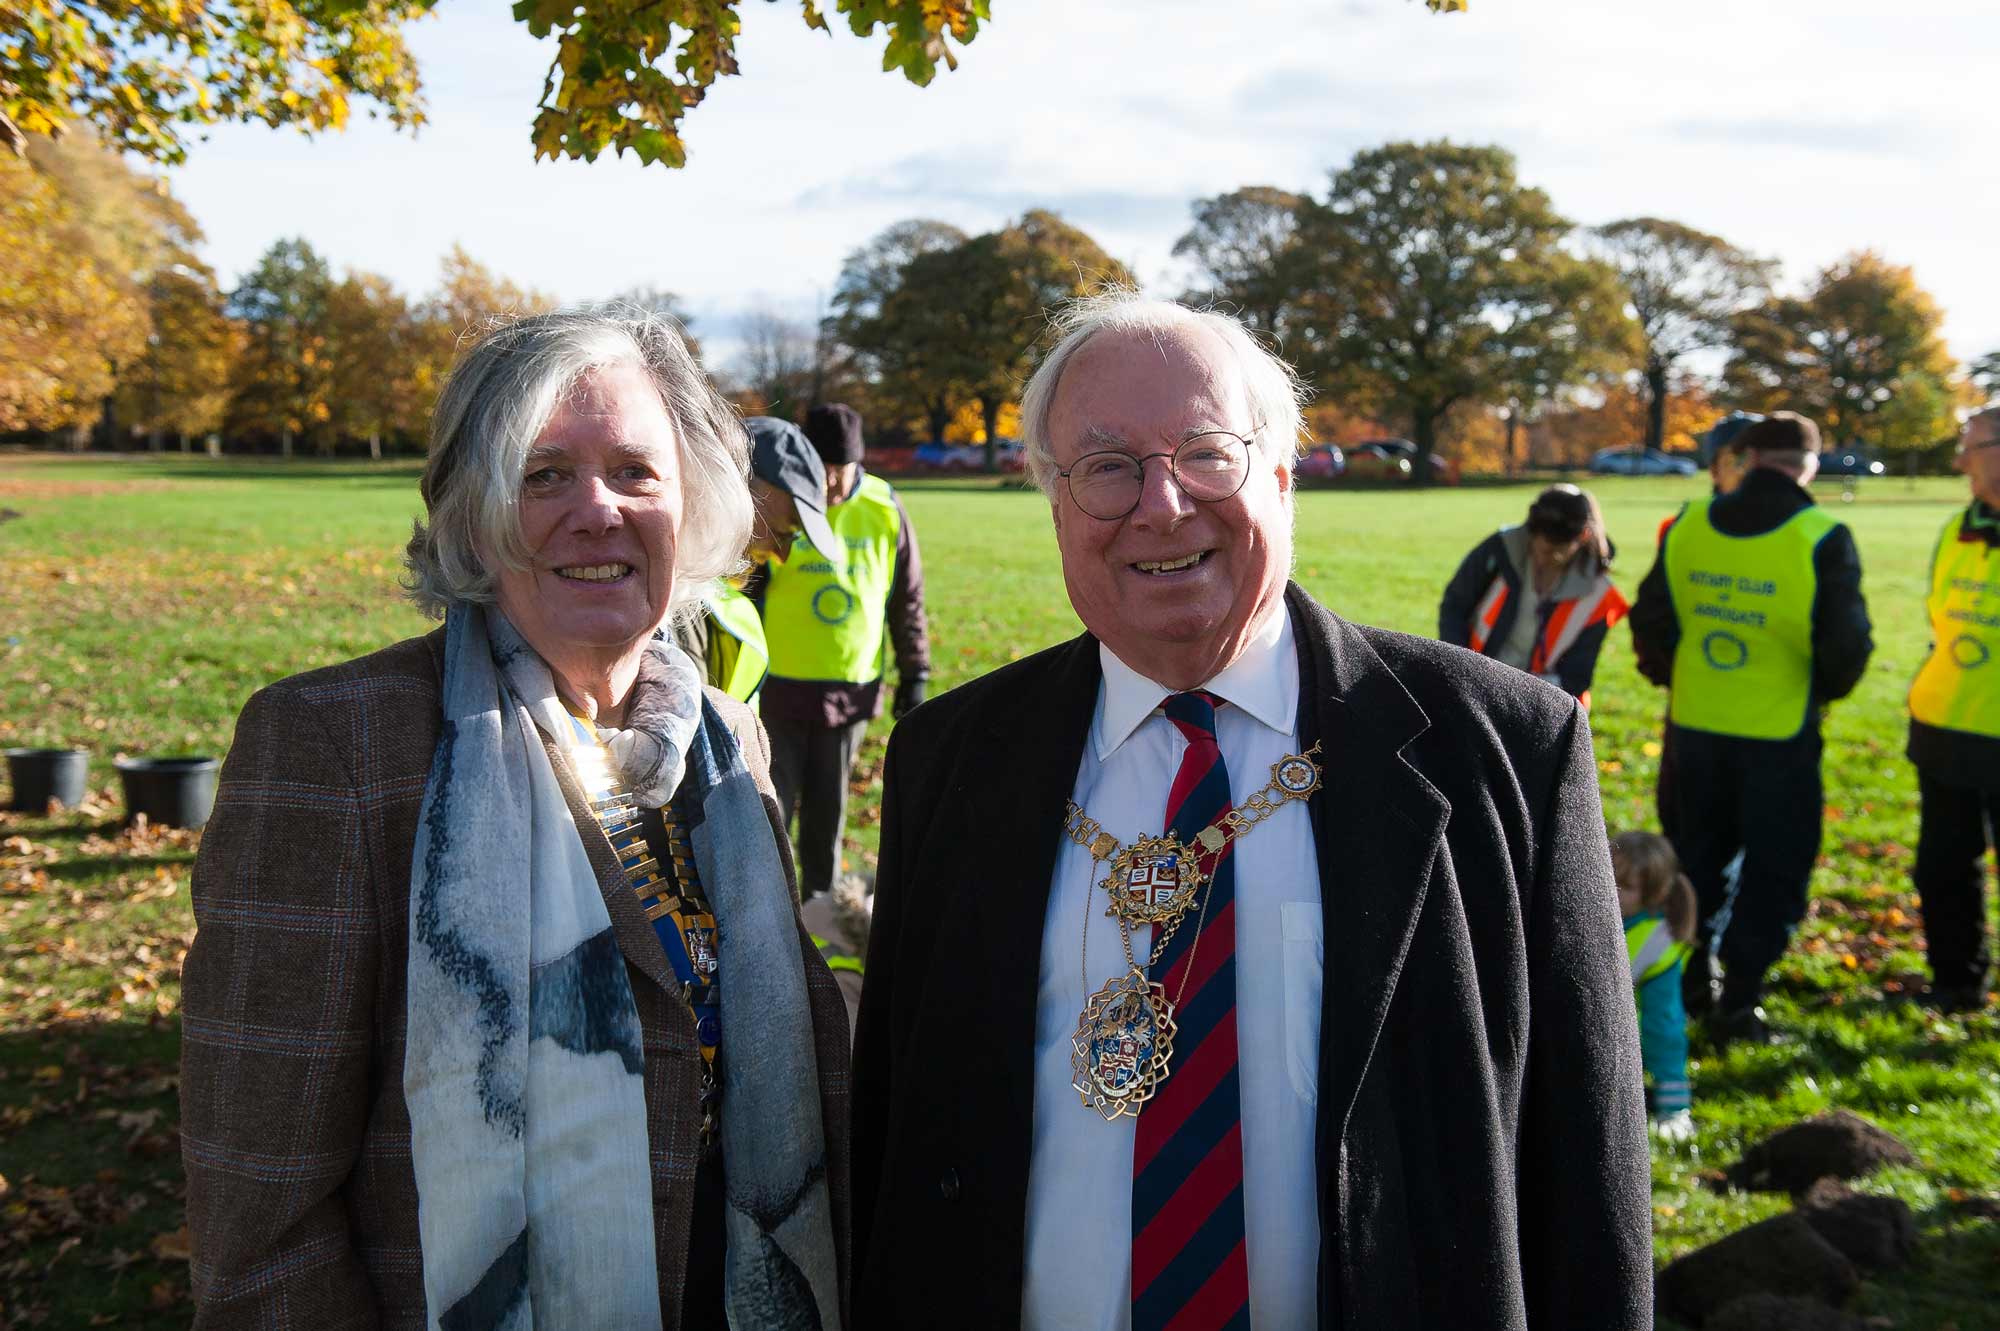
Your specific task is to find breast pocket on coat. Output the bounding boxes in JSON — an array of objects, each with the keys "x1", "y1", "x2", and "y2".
[{"x1": 1281, "y1": 901, "x2": 1324, "y2": 1104}]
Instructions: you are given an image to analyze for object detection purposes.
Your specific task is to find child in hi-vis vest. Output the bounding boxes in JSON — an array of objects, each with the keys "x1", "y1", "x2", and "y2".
[{"x1": 1612, "y1": 831, "x2": 1698, "y2": 1141}]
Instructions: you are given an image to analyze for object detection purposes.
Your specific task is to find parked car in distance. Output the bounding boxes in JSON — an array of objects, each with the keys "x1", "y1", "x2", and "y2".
[
  {"x1": 1819, "y1": 446, "x2": 1887, "y2": 477},
  {"x1": 1588, "y1": 446, "x2": 1699, "y2": 476},
  {"x1": 1295, "y1": 442, "x2": 1346, "y2": 480},
  {"x1": 1343, "y1": 442, "x2": 1414, "y2": 481},
  {"x1": 913, "y1": 441, "x2": 1026, "y2": 472}
]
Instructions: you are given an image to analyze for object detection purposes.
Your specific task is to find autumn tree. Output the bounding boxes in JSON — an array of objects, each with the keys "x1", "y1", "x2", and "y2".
[
  {"x1": 1493, "y1": 257, "x2": 1635, "y2": 473},
  {"x1": 405, "y1": 245, "x2": 558, "y2": 414},
  {"x1": 932, "y1": 211, "x2": 1132, "y2": 467},
  {"x1": 324, "y1": 272, "x2": 422, "y2": 458},
  {"x1": 0, "y1": 130, "x2": 194, "y2": 437},
  {"x1": 117, "y1": 261, "x2": 237, "y2": 449},
  {"x1": 1288, "y1": 141, "x2": 1604, "y2": 482},
  {"x1": 1725, "y1": 251, "x2": 1962, "y2": 454},
  {"x1": 1587, "y1": 217, "x2": 1773, "y2": 453},
  {"x1": 227, "y1": 238, "x2": 334, "y2": 456},
  {"x1": 7, "y1": 1, "x2": 1466, "y2": 169},
  {"x1": 831, "y1": 219, "x2": 972, "y2": 442},
  {"x1": 1172, "y1": 187, "x2": 1307, "y2": 340},
  {"x1": 1, "y1": 0, "x2": 429, "y2": 163}
]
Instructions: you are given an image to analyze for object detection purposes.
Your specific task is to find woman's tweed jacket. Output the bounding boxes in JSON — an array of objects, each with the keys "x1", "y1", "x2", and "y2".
[{"x1": 180, "y1": 629, "x2": 853, "y2": 1329}]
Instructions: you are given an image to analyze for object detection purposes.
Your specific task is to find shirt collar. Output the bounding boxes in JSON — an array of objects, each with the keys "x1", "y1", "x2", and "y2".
[{"x1": 1093, "y1": 604, "x2": 1298, "y2": 761}]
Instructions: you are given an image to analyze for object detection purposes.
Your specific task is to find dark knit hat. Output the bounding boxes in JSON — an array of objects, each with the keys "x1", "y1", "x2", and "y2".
[
  {"x1": 804, "y1": 403, "x2": 865, "y2": 464},
  {"x1": 1735, "y1": 411, "x2": 1821, "y2": 456}
]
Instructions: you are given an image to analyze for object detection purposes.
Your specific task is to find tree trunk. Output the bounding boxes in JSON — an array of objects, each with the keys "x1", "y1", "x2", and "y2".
[
  {"x1": 1644, "y1": 362, "x2": 1669, "y2": 454},
  {"x1": 926, "y1": 398, "x2": 949, "y2": 444},
  {"x1": 280, "y1": 427, "x2": 294, "y2": 459},
  {"x1": 1503, "y1": 406, "x2": 1520, "y2": 477},
  {"x1": 980, "y1": 396, "x2": 1002, "y2": 473},
  {"x1": 369, "y1": 431, "x2": 382, "y2": 461},
  {"x1": 178, "y1": 431, "x2": 189, "y2": 454},
  {"x1": 1411, "y1": 410, "x2": 1437, "y2": 487}
]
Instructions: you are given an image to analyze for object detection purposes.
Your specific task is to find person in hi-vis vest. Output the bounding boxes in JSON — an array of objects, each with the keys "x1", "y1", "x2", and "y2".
[
  {"x1": 1629, "y1": 412, "x2": 1874, "y2": 1047},
  {"x1": 1906, "y1": 407, "x2": 2000, "y2": 1014},
  {"x1": 759, "y1": 403, "x2": 931, "y2": 901},
  {"x1": 675, "y1": 416, "x2": 839, "y2": 705}
]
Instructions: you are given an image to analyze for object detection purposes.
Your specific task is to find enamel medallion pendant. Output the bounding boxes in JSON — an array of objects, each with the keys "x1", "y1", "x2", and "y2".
[
  {"x1": 1103, "y1": 833, "x2": 1204, "y2": 925},
  {"x1": 1071, "y1": 968, "x2": 1178, "y2": 1121}
]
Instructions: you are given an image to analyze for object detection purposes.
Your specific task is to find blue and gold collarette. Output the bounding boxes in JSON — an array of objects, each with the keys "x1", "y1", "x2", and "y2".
[{"x1": 565, "y1": 712, "x2": 723, "y2": 1143}]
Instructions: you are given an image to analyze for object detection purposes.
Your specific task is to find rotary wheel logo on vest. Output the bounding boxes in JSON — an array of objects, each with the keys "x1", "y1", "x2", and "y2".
[
  {"x1": 1701, "y1": 629, "x2": 1749, "y2": 671},
  {"x1": 811, "y1": 585, "x2": 857, "y2": 626},
  {"x1": 1951, "y1": 633, "x2": 1991, "y2": 670}
]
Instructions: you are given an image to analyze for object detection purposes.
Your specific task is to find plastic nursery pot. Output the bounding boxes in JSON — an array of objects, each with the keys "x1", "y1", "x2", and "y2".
[
  {"x1": 4, "y1": 747, "x2": 91, "y2": 812},
  {"x1": 114, "y1": 755, "x2": 220, "y2": 830}
]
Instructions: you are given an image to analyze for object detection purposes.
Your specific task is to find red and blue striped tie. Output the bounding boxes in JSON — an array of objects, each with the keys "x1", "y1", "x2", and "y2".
[{"x1": 1132, "y1": 690, "x2": 1249, "y2": 1330}]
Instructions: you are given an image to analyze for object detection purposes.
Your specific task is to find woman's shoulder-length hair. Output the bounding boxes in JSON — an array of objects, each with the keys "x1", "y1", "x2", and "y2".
[{"x1": 403, "y1": 307, "x2": 752, "y2": 626}]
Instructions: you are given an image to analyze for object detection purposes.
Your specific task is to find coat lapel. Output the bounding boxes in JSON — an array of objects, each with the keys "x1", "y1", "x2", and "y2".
[
  {"x1": 1286, "y1": 585, "x2": 1449, "y2": 1145},
  {"x1": 961, "y1": 632, "x2": 1102, "y2": 1256}
]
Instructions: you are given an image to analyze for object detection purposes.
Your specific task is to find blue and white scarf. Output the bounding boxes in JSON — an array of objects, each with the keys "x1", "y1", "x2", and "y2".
[{"x1": 405, "y1": 605, "x2": 840, "y2": 1330}]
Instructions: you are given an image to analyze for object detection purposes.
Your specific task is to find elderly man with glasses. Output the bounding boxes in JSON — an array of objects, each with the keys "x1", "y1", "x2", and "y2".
[
  {"x1": 851, "y1": 293, "x2": 1650, "y2": 1330},
  {"x1": 1906, "y1": 406, "x2": 2000, "y2": 1013}
]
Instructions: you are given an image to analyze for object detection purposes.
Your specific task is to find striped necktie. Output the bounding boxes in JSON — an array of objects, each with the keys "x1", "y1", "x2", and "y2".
[{"x1": 1131, "y1": 690, "x2": 1249, "y2": 1330}]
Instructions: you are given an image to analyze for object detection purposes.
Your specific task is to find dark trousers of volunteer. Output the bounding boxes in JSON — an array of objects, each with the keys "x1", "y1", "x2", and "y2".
[
  {"x1": 1914, "y1": 771, "x2": 1999, "y2": 992},
  {"x1": 767, "y1": 715, "x2": 870, "y2": 902},
  {"x1": 1671, "y1": 724, "x2": 1823, "y2": 1009}
]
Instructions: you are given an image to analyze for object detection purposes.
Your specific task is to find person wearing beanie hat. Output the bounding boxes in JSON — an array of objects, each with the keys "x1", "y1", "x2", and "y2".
[
  {"x1": 759, "y1": 402, "x2": 931, "y2": 901},
  {"x1": 1629, "y1": 409, "x2": 1874, "y2": 1046}
]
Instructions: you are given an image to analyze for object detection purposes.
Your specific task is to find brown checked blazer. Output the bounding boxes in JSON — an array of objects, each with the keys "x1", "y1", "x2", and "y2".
[{"x1": 180, "y1": 629, "x2": 852, "y2": 1329}]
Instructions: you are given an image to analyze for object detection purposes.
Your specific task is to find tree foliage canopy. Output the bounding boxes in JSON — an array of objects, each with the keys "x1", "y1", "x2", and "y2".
[
  {"x1": 1587, "y1": 217, "x2": 1772, "y2": 451},
  {"x1": 831, "y1": 211, "x2": 1127, "y2": 453},
  {"x1": 4, "y1": 0, "x2": 1466, "y2": 167},
  {"x1": 1288, "y1": 140, "x2": 1626, "y2": 473},
  {"x1": 1726, "y1": 250, "x2": 1962, "y2": 453},
  {"x1": 0, "y1": 0, "x2": 431, "y2": 163}
]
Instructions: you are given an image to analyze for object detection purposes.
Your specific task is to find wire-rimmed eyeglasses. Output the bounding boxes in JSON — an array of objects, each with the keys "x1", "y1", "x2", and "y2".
[{"x1": 1056, "y1": 429, "x2": 1257, "y2": 521}]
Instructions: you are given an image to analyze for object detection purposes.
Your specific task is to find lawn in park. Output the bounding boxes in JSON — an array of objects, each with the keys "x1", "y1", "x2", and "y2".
[{"x1": 1, "y1": 452, "x2": 1995, "y2": 1327}]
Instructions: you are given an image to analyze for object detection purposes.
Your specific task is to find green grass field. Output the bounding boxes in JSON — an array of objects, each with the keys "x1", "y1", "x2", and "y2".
[{"x1": 1, "y1": 453, "x2": 1995, "y2": 1327}]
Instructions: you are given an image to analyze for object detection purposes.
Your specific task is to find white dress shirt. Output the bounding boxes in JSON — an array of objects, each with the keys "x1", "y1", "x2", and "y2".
[{"x1": 1022, "y1": 608, "x2": 1324, "y2": 1330}]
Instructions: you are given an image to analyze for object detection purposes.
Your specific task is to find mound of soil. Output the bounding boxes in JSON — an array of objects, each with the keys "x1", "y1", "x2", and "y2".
[
  {"x1": 1796, "y1": 1177, "x2": 1916, "y2": 1271},
  {"x1": 1705, "y1": 1292, "x2": 1874, "y2": 1331},
  {"x1": 1656, "y1": 1213, "x2": 1858, "y2": 1326},
  {"x1": 1724, "y1": 1110, "x2": 1917, "y2": 1194}
]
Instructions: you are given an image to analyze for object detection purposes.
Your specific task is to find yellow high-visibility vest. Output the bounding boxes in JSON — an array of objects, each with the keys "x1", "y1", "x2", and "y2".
[
  {"x1": 1909, "y1": 509, "x2": 2000, "y2": 738},
  {"x1": 763, "y1": 473, "x2": 901, "y2": 685},
  {"x1": 1665, "y1": 497, "x2": 1841, "y2": 740},
  {"x1": 1626, "y1": 914, "x2": 1692, "y2": 987},
  {"x1": 704, "y1": 583, "x2": 769, "y2": 704}
]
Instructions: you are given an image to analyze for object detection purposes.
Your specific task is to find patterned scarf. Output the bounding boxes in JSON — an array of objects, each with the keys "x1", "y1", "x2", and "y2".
[{"x1": 405, "y1": 606, "x2": 840, "y2": 1329}]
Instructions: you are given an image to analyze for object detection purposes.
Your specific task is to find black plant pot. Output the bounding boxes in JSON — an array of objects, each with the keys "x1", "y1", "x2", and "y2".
[
  {"x1": 114, "y1": 756, "x2": 219, "y2": 829},
  {"x1": 4, "y1": 747, "x2": 91, "y2": 811}
]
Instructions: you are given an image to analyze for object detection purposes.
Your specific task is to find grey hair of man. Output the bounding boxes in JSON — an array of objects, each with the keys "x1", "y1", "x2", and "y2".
[
  {"x1": 1020, "y1": 291, "x2": 1310, "y2": 504},
  {"x1": 404, "y1": 307, "x2": 752, "y2": 627}
]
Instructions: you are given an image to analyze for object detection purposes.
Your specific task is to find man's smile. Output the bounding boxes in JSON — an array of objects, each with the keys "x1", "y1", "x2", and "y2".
[{"x1": 1131, "y1": 550, "x2": 1212, "y2": 576}]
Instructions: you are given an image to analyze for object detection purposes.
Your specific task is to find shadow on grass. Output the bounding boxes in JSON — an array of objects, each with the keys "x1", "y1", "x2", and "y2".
[
  {"x1": 45, "y1": 854, "x2": 197, "y2": 883},
  {"x1": 0, "y1": 1016, "x2": 190, "y2": 1328}
]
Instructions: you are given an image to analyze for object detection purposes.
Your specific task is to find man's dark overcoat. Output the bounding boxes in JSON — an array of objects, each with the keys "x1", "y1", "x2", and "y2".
[{"x1": 851, "y1": 583, "x2": 1652, "y2": 1329}]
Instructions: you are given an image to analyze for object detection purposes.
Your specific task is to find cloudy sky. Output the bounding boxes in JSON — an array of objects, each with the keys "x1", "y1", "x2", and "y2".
[{"x1": 166, "y1": 0, "x2": 1999, "y2": 367}]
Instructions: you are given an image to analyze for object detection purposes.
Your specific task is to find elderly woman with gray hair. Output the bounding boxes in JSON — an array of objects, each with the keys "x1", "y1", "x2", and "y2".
[{"x1": 181, "y1": 310, "x2": 849, "y2": 1330}]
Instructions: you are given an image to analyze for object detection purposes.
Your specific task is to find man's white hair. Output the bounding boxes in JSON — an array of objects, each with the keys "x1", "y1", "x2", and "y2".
[{"x1": 1020, "y1": 291, "x2": 1310, "y2": 501}]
